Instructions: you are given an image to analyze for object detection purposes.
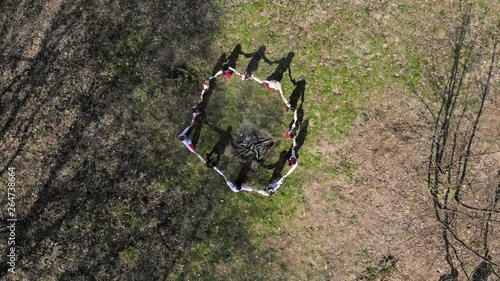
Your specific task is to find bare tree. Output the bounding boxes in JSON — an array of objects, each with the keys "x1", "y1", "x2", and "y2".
[{"x1": 423, "y1": 2, "x2": 498, "y2": 280}]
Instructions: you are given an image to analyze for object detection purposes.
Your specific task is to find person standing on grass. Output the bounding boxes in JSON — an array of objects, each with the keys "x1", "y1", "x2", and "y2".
[
  {"x1": 250, "y1": 75, "x2": 292, "y2": 110},
  {"x1": 180, "y1": 134, "x2": 196, "y2": 153},
  {"x1": 222, "y1": 64, "x2": 234, "y2": 78},
  {"x1": 241, "y1": 71, "x2": 253, "y2": 81},
  {"x1": 199, "y1": 77, "x2": 211, "y2": 100},
  {"x1": 286, "y1": 108, "x2": 300, "y2": 140},
  {"x1": 284, "y1": 143, "x2": 299, "y2": 177},
  {"x1": 179, "y1": 124, "x2": 197, "y2": 152},
  {"x1": 260, "y1": 140, "x2": 298, "y2": 196},
  {"x1": 204, "y1": 153, "x2": 218, "y2": 168},
  {"x1": 191, "y1": 105, "x2": 203, "y2": 124},
  {"x1": 180, "y1": 125, "x2": 227, "y2": 178},
  {"x1": 212, "y1": 64, "x2": 230, "y2": 79},
  {"x1": 262, "y1": 176, "x2": 285, "y2": 196},
  {"x1": 225, "y1": 180, "x2": 267, "y2": 195},
  {"x1": 288, "y1": 141, "x2": 298, "y2": 167},
  {"x1": 179, "y1": 124, "x2": 193, "y2": 140},
  {"x1": 191, "y1": 78, "x2": 212, "y2": 124},
  {"x1": 213, "y1": 63, "x2": 245, "y2": 79},
  {"x1": 204, "y1": 153, "x2": 226, "y2": 178},
  {"x1": 180, "y1": 131, "x2": 208, "y2": 164}
]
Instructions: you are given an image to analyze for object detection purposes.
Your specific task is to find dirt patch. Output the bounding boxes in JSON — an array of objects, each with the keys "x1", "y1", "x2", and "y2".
[
  {"x1": 266, "y1": 89, "x2": 452, "y2": 280},
  {"x1": 267, "y1": 64, "x2": 499, "y2": 281}
]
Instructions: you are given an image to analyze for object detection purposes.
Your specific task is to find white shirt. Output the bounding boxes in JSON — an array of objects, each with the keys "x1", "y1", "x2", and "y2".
[
  {"x1": 213, "y1": 166, "x2": 226, "y2": 179},
  {"x1": 213, "y1": 70, "x2": 223, "y2": 78},
  {"x1": 263, "y1": 80, "x2": 291, "y2": 107},
  {"x1": 181, "y1": 138, "x2": 196, "y2": 153},
  {"x1": 264, "y1": 80, "x2": 281, "y2": 90},
  {"x1": 179, "y1": 124, "x2": 193, "y2": 138},
  {"x1": 251, "y1": 75, "x2": 263, "y2": 84},
  {"x1": 200, "y1": 89, "x2": 208, "y2": 99},
  {"x1": 289, "y1": 109, "x2": 299, "y2": 131},
  {"x1": 263, "y1": 177, "x2": 285, "y2": 195},
  {"x1": 226, "y1": 181, "x2": 256, "y2": 193},
  {"x1": 284, "y1": 161, "x2": 298, "y2": 178},
  {"x1": 228, "y1": 66, "x2": 243, "y2": 77}
]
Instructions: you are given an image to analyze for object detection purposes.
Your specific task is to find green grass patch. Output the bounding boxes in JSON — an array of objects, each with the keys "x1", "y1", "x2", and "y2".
[
  {"x1": 120, "y1": 245, "x2": 140, "y2": 264},
  {"x1": 161, "y1": 0, "x2": 441, "y2": 279},
  {"x1": 109, "y1": 201, "x2": 140, "y2": 228}
]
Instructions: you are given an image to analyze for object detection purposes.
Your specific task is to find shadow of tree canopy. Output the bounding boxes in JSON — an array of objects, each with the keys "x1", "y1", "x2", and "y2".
[{"x1": 0, "y1": 1, "x2": 279, "y2": 280}]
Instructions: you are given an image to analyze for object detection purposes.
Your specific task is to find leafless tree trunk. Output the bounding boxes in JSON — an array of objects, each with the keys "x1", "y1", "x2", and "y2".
[{"x1": 424, "y1": 2, "x2": 498, "y2": 280}]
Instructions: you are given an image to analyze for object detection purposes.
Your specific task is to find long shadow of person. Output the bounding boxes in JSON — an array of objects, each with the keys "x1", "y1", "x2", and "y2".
[
  {"x1": 288, "y1": 78, "x2": 306, "y2": 110},
  {"x1": 235, "y1": 160, "x2": 253, "y2": 189},
  {"x1": 242, "y1": 45, "x2": 275, "y2": 74},
  {"x1": 263, "y1": 150, "x2": 289, "y2": 182},
  {"x1": 226, "y1": 43, "x2": 242, "y2": 69},
  {"x1": 190, "y1": 112, "x2": 205, "y2": 148},
  {"x1": 267, "y1": 51, "x2": 294, "y2": 82},
  {"x1": 295, "y1": 119, "x2": 308, "y2": 154},
  {"x1": 188, "y1": 54, "x2": 226, "y2": 147},
  {"x1": 206, "y1": 125, "x2": 233, "y2": 164},
  {"x1": 212, "y1": 53, "x2": 227, "y2": 76}
]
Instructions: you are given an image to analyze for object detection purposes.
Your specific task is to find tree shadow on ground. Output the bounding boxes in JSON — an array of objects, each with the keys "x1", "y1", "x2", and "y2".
[{"x1": 0, "y1": 1, "x2": 276, "y2": 280}]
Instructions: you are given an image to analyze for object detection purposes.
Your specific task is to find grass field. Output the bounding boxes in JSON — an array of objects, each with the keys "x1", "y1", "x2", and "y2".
[{"x1": 0, "y1": 0, "x2": 498, "y2": 280}]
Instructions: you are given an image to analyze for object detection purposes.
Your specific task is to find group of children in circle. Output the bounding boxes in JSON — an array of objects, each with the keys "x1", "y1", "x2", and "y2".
[{"x1": 179, "y1": 62, "x2": 301, "y2": 197}]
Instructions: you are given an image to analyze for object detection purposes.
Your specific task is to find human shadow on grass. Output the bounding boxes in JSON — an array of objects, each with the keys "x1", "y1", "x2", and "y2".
[
  {"x1": 263, "y1": 150, "x2": 290, "y2": 182},
  {"x1": 212, "y1": 53, "x2": 227, "y2": 76},
  {"x1": 266, "y1": 51, "x2": 294, "y2": 82},
  {"x1": 190, "y1": 111, "x2": 206, "y2": 148},
  {"x1": 288, "y1": 77, "x2": 306, "y2": 111},
  {"x1": 285, "y1": 103, "x2": 304, "y2": 138},
  {"x1": 226, "y1": 43, "x2": 241, "y2": 70},
  {"x1": 242, "y1": 45, "x2": 276, "y2": 74},
  {"x1": 184, "y1": 61, "x2": 221, "y2": 147},
  {"x1": 205, "y1": 124, "x2": 233, "y2": 165},
  {"x1": 285, "y1": 69, "x2": 307, "y2": 140},
  {"x1": 234, "y1": 160, "x2": 253, "y2": 188},
  {"x1": 266, "y1": 119, "x2": 308, "y2": 185},
  {"x1": 262, "y1": 117, "x2": 308, "y2": 185},
  {"x1": 259, "y1": 69, "x2": 307, "y2": 185},
  {"x1": 295, "y1": 119, "x2": 309, "y2": 154}
]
